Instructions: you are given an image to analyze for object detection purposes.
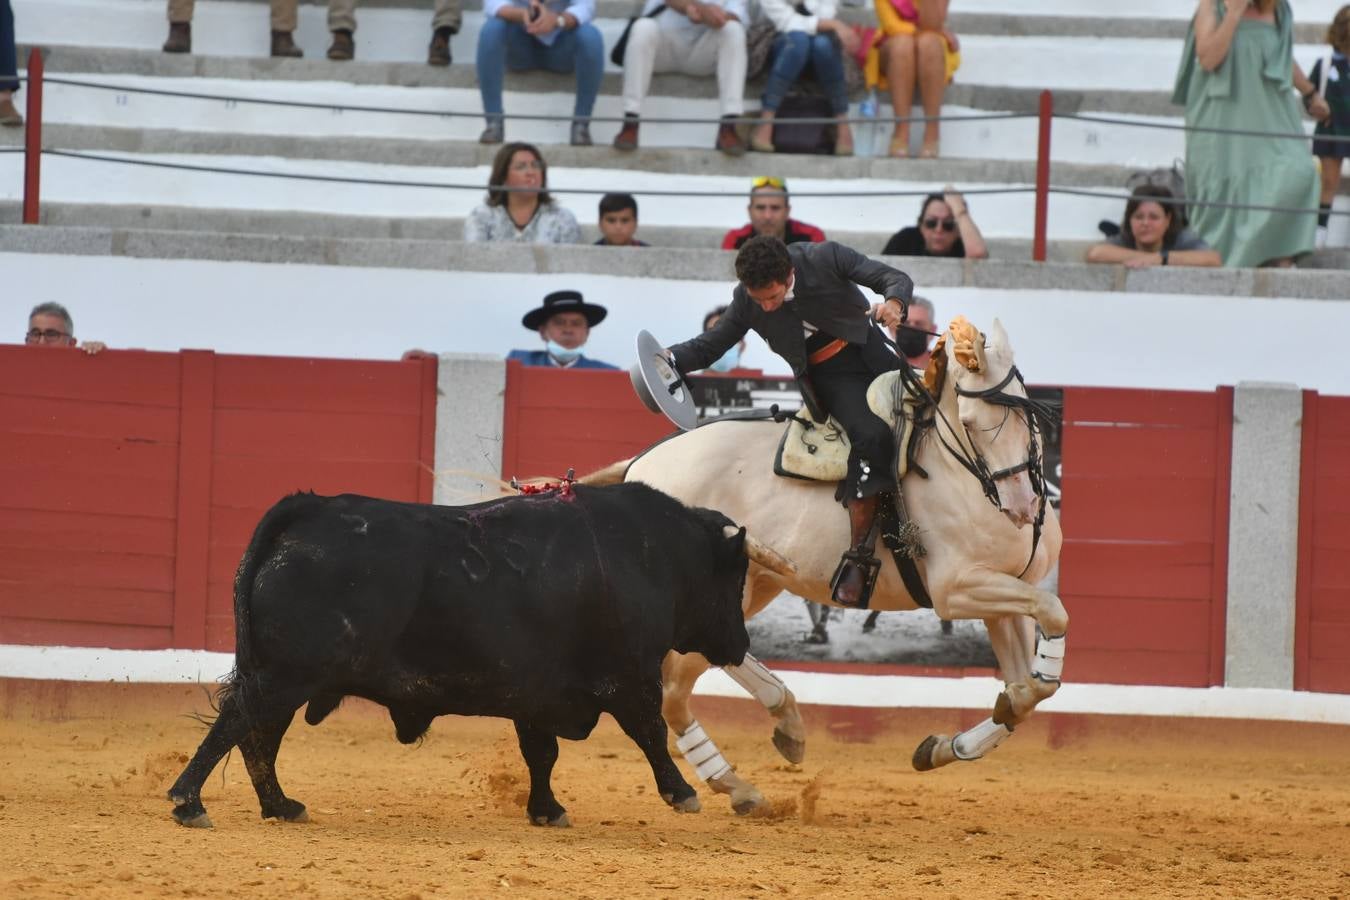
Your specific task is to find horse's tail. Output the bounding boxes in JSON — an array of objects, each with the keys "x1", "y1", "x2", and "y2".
[{"x1": 578, "y1": 458, "x2": 632, "y2": 486}]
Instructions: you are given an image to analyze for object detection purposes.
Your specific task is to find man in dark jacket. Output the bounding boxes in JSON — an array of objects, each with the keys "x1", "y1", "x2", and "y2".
[{"x1": 667, "y1": 236, "x2": 914, "y2": 607}]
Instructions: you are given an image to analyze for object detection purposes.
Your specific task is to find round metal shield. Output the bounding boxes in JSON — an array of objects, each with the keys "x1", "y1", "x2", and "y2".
[{"x1": 630, "y1": 330, "x2": 699, "y2": 431}]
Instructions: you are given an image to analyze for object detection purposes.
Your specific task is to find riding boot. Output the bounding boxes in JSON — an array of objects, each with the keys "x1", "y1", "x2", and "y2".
[{"x1": 832, "y1": 495, "x2": 880, "y2": 607}]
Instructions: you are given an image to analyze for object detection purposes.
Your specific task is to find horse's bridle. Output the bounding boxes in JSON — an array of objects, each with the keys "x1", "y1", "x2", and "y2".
[{"x1": 888, "y1": 325, "x2": 1058, "y2": 580}]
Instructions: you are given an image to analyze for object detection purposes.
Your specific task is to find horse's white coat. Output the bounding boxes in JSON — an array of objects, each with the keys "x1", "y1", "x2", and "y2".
[{"x1": 625, "y1": 318, "x2": 1070, "y2": 792}]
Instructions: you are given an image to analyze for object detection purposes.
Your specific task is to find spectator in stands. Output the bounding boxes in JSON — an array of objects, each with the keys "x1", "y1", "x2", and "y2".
[
  {"x1": 1086, "y1": 185, "x2": 1222, "y2": 268},
  {"x1": 612, "y1": 0, "x2": 749, "y2": 156},
  {"x1": 476, "y1": 0, "x2": 604, "y2": 146},
  {"x1": 863, "y1": 0, "x2": 961, "y2": 158},
  {"x1": 595, "y1": 193, "x2": 649, "y2": 246},
  {"x1": 881, "y1": 188, "x2": 987, "y2": 259},
  {"x1": 1, "y1": 0, "x2": 19, "y2": 126},
  {"x1": 721, "y1": 176, "x2": 826, "y2": 249},
  {"x1": 748, "y1": 0, "x2": 857, "y2": 156},
  {"x1": 896, "y1": 294, "x2": 935, "y2": 367},
  {"x1": 25, "y1": 303, "x2": 105, "y2": 355},
  {"x1": 162, "y1": 0, "x2": 303, "y2": 57},
  {"x1": 321, "y1": 0, "x2": 464, "y2": 64},
  {"x1": 508, "y1": 290, "x2": 618, "y2": 369},
  {"x1": 699, "y1": 305, "x2": 747, "y2": 371},
  {"x1": 1172, "y1": 0, "x2": 1328, "y2": 267},
  {"x1": 465, "y1": 142, "x2": 581, "y2": 243},
  {"x1": 1309, "y1": 5, "x2": 1350, "y2": 249}
]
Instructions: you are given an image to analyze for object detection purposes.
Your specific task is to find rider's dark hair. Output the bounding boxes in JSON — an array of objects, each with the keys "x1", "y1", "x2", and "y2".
[{"x1": 734, "y1": 235, "x2": 793, "y2": 289}]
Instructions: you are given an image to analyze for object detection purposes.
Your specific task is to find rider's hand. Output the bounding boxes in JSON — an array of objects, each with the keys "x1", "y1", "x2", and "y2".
[{"x1": 874, "y1": 298, "x2": 906, "y2": 330}]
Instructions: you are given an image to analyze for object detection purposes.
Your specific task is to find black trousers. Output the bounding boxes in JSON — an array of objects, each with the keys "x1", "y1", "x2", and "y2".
[{"x1": 807, "y1": 327, "x2": 904, "y2": 506}]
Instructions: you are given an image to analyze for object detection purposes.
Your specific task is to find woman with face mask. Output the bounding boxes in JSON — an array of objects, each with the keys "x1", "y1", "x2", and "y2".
[{"x1": 1085, "y1": 185, "x2": 1222, "y2": 268}]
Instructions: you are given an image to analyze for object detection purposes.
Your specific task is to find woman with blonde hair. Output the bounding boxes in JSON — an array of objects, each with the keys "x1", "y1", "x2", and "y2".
[{"x1": 1172, "y1": 0, "x2": 1329, "y2": 266}]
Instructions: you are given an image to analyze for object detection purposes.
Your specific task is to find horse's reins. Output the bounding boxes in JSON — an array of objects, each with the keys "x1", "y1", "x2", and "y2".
[{"x1": 876, "y1": 319, "x2": 1057, "y2": 580}]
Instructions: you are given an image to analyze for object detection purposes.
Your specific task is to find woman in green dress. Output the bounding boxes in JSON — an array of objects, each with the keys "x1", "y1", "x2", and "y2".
[{"x1": 1172, "y1": 0, "x2": 1331, "y2": 267}]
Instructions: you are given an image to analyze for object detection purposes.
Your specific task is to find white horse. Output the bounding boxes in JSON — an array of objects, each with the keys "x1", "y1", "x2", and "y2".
[{"x1": 583, "y1": 316, "x2": 1069, "y2": 814}]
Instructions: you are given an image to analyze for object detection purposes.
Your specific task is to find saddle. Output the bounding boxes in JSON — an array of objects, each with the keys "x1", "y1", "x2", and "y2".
[
  {"x1": 772, "y1": 370, "x2": 922, "y2": 483},
  {"x1": 772, "y1": 369, "x2": 933, "y2": 610}
]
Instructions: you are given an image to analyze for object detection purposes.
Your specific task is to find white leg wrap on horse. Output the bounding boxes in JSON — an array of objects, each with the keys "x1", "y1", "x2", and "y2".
[
  {"x1": 952, "y1": 717, "x2": 1014, "y2": 761},
  {"x1": 675, "y1": 720, "x2": 732, "y2": 782},
  {"x1": 724, "y1": 653, "x2": 788, "y2": 713},
  {"x1": 1032, "y1": 632, "x2": 1067, "y2": 683}
]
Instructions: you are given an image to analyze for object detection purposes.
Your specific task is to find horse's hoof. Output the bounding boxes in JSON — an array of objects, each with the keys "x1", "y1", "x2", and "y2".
[
  {"x1": 530, "y1": 812, "x2": 570, "y2": 828},
  {"x1": 993, "y1": 690, "x2": 1016, "y2": 726},
  {"x1": 731, "y1": 794, "x2": 764, "y2": 816},
  {"x1": 912, "y1": 734, "x2": 956, "y2": 771},
  {"x1": 772, "y1": 727, "x2": 806, "y2": 765},
  {"x1": 174, "y1": 810, "x2": 213, "y2": 829},
  {"x1": 284, "y1": 809, "x2": 309, "y2": 824}
]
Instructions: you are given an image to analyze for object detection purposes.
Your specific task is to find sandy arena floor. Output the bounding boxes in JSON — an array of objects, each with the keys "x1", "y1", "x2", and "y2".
[{"x1": 2, "y1": 681, "x2": 1348, "y2": 899}]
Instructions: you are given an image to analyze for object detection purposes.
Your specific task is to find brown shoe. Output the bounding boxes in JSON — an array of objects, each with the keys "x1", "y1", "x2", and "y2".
[
  {"x1": 271, "y1": 30, "x2": 303, "y2": 58},
  {"x1": 327, "y1": 29, "x2": 355, "y2": 61},
  {"x1": 427, "y1": 27, "x2": 453, "y2": 66},
  {"x1": 612, "y1": 115, "x2": 639, "y2": 151},
  {"x1": 0, "y1": 98, "x2": 22, "y2": 127},
  {"x1": 715, "y1": 117, "x2": 746, "y2": 156},
  {"x1": 162, "y1": 22, "x2": 191, "y2": 54}
]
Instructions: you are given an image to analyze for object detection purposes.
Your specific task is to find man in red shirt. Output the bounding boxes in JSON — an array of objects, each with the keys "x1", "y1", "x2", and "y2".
[{"x1": 720, "y1": 176, "x2": 825, "y2": 250}]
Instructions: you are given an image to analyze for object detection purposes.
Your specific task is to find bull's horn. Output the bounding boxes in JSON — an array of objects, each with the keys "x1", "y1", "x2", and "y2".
[{"x1": 724, "y1": 525, "x2": 797, "y2": 576}]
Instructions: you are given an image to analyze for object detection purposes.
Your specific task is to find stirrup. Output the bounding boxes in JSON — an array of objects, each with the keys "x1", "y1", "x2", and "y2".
[{"x1": 829, "y1": 548, "x2": 881, "y2": 609}]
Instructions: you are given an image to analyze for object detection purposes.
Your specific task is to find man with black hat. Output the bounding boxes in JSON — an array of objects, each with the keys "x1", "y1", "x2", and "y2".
[
  {"x1": 508, "y1": 290, "x2": 618, "y2": 370},
  {"x1": 664, "y1": 235, "x2": 913, "y2": 608}
]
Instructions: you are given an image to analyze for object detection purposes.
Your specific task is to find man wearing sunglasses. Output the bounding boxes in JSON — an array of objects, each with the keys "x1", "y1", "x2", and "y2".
[
  {"x1": 24, "y1": 303, "x2": 105, "y2": 355},
  {"x1": 665, "y1": 235, "x2": 913, "y2": 608},
  {"x1": 881, "y1": 187, "x2": 988, "y2": 260},
  {"x1": 720, "y1": 176, "x2": 826, "y2": 250}
]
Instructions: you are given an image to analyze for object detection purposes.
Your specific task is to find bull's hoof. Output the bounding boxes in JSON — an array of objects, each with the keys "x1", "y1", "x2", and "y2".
[
  {"x1": 172, "y1": 805, "x2": 213, "y2": 829},
  {"x1": 263, "y1": 799, "x2": 309, "y2": 823},
  {"x1": 529, "y1": 812, "x2": 571, "y2": 828},
  {"x1": 673, "y1": 795, "x2": 701, "y2": 813},
  {"x1": 772, "y1": 727, "x2": 805, "y2": 765},
  {"x1": 912, "y1": 734, "x2": 956, "y2": 772}
]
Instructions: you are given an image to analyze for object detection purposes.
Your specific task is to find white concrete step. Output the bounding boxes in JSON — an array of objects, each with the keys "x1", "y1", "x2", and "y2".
[
  {"x1": 15, "y1": 64, "x2": 1207, "y2": 166},
  {"x1": 0, "y1": 145, "x2": 1135, "y2": 241}
]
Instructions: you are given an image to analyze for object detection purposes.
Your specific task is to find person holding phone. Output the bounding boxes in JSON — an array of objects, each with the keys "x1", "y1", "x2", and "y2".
[
  {"x1": 880, "y1": 188, "x2": 987, "y2": 259},
  {"x1": 476, "y1": 0, "x2": 604, "y2": 147}
]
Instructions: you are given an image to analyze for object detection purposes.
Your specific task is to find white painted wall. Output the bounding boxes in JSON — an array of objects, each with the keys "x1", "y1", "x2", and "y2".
[{"x1": 6, "y1": 253, "x2": 1350, "y2": 395}]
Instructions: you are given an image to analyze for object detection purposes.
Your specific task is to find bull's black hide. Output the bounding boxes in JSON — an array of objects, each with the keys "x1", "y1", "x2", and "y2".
[{"x1": 167, "y1": 483, "x2": 751, "y2": 829}]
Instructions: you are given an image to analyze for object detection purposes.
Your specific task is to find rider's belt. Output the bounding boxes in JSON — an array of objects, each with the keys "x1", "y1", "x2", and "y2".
[{"x1": 807, "y1": 338, "x2": 849, "y2": 366}]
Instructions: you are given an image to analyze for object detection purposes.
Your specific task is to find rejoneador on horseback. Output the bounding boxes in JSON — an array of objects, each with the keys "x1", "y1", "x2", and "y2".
[{"x1": 594, "y1": 247, "x2": 1068, "y2": 814}]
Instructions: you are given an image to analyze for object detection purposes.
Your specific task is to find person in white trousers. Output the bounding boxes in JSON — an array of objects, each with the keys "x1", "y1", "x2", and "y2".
[{"x1": 613, "y1": 0, "x2": 749, "y2": 155}]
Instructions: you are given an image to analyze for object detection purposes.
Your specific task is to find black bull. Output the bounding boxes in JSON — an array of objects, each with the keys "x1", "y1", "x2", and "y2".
[{"x1": 168, "y1": 483, "x2": 752, "y2": 829}]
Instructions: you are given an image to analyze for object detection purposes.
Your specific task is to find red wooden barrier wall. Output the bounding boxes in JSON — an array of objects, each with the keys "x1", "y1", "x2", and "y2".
[
  {"x1": 499, "y1": 362, "x2": 672, "y2": 481},
  {"x1": 1295, "y1": 392, "x2": 1350, "y2": 693},
  {"x1": 0, "y1": 346, "x2": 437, "y2": 652},
  {"x1": 1057, "y1": 387, "x2": 1233, "y2": 687}
]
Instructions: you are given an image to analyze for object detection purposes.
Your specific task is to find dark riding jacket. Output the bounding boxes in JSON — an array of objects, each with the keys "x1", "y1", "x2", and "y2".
[{"x1": 668, "y1": 241, "x2": 914, "y2": 420}]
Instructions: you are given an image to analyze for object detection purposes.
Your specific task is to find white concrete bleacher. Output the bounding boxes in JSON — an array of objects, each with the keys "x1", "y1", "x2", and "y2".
[{"x1": 4, "y1": 0, "x2": 1348, "y2": 244}]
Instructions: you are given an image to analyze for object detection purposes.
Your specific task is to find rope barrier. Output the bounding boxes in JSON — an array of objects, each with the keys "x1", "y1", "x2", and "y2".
[
  {"x1": 38, "y1": 148, "x2": 1042, "y2": 199},
  {"x1": 29, "y1": 76, "x2": 1033, "y2": 128},
  {"x1": 1052, "y1": 186, "x2": 1350, "y2": 219},
  {"x1": 1058, "y1": 112, "x2": 1350, "y2": 146}
]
